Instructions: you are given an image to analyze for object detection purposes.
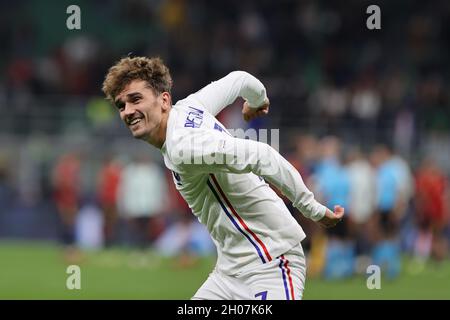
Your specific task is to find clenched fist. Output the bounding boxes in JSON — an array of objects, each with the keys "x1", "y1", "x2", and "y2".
[
  {"x1": 318, "y1": 205, "x2": 345, "y2": 228},
  {"x1": 242, "y1": 98, "x2": 270, "y2": 122}
]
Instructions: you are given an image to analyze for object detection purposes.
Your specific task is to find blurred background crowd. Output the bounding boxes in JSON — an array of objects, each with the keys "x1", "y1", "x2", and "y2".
[{"x1": 0, "y1": 0, "x2": 449, "y2": 280}]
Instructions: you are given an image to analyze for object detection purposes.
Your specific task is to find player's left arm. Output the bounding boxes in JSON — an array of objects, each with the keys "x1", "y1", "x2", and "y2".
[{"x1": 170, "y1": 129, "x2": 344, "y2": 226}]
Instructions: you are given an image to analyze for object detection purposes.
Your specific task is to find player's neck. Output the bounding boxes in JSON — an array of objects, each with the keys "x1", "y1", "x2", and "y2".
[{"x1": 148, "y1": 107, "x2": 170, "y2": 149}]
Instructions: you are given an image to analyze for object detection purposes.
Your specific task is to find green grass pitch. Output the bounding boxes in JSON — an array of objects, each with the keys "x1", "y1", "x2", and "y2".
[{"x1": 0, "y1": 241, "x2": 449, "y2": 299}]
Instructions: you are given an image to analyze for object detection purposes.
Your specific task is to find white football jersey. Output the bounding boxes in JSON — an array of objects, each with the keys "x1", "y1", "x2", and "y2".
[{"x1": 160, "y1": 71, "x2": 326, "y2": 275}]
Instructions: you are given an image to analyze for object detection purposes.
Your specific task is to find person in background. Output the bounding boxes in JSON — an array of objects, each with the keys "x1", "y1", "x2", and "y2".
[
  {"x1": 311, "y1": 136, "x2": 352, "y2": 279},
  {"x1": 51, "y1": 152, "x2": 82, "y2": 263},
  {"x1": 414, "y1": 157, "x2": 449, "y2": 262},
  {"x1": 117, "y1": 154, "x2": 167, "y2": 249},
  {"x1": 96, "y1": 154, "x2": 122, "y2": 247},
  {"x1": 370, "y1": 144, "x2": 404, "y2": 279},
  {"x1": 344, "y1": 146, "x2": 377, "y2": 272}
]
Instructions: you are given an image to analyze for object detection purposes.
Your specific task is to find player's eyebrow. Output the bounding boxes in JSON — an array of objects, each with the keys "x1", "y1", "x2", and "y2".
[
  {"x1": 114, "y1": 92, "x2": 142, "y2": 109},
  {"x1": 126, "y1": 92, "x2": 143, "y2": 100}
]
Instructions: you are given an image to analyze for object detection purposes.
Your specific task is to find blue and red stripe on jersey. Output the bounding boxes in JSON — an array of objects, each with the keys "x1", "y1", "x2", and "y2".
[{"x1": 207, "y1": 174, "x2": 272, "y2": 264}]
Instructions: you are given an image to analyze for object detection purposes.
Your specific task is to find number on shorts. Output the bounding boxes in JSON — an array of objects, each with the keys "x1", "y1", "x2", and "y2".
[{"x1": 255, "y1": 291, "x2": 268, "y2": 300}]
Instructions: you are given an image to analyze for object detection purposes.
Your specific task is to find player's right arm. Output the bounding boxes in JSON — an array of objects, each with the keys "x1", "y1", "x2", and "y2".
[{"x1": 182, "y1": 71, "x2": 269, "y2": 118}]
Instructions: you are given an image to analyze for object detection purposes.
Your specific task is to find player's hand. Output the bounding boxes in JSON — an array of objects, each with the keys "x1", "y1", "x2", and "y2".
[
  {"x1": 318, "y1": 205, "x2": 345, "y2": 228},
  {"x1": 242, "y1": 98, "x2": 270, "y2": 122}
]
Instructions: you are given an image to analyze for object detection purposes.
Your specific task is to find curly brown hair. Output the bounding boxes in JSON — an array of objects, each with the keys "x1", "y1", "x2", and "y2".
[{"x1": 102, "y1": 56, "x2": 173, "y2": 102}]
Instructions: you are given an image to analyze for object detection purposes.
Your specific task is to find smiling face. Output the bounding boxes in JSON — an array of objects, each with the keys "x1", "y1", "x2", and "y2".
[{"x1": 114, "y1": 80, "x2": 171, "y2": 148}]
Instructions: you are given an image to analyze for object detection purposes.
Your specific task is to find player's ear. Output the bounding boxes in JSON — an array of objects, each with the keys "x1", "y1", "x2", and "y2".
[{"x1": 160, "y1": 92, "x2": 171, "y2": 111}]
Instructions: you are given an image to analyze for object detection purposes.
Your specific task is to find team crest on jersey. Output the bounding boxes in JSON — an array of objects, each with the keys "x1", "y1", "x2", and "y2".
[{"x1": 184, "y1": 106, "x2": 204, "y2": 128}]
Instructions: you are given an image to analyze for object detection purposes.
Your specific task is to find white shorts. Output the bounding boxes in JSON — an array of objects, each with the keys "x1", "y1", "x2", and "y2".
[{"x1": 192, "y1": 242, "x2": 306, "y2": 300}]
